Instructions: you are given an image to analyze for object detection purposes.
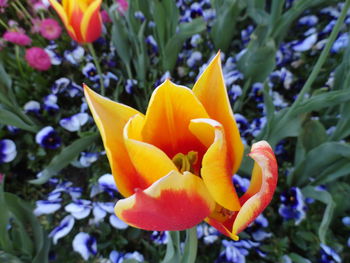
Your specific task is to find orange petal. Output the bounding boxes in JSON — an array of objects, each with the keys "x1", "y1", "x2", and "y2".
[
  {"x1": 189, "y1": 118, "x2": 241, "y2": 211},
  {"x1": 206, "y1": 141, "x2": 278, "y2": 240},
  {"x1": 115, "y1": 170, "x2": 216, "y2": 231},
  {"x1": 142, "y1": 79, "x2": 209, "y2": 159},
  {"x1": 231, "y1": 140, "x2": 278, "y2": 236},
  {"x1": 49, "y1": 0, "x2": 80, "y2": 42},
  {"x1": 81, "y1": 0, "x2": 102, "y2": 43},
  {"x1": 123, "y1": 114, "x2": 178, "y2": 186},
  {"x1": 49, "y1": 0, "x2": 68, "y2": 26},
  {"x1": 69, "y1": 3, "x2": 84, "y2": 42},
  {"x1": 192, "y1": 52, "x2": 243, "y2": 174},
  {"x1": 83, "y1": 85, "x2": 148, "y2": 197}
]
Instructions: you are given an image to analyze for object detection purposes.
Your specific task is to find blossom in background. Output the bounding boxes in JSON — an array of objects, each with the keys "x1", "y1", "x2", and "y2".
[
  {"x1": 34, "y1": 199, "x2": 62, "y2": 216},
  {"x1": 116, "y1": 0, "x2": 128, "y2": 15},
  {"x1": 65, "y1": 199, "x2": 92, "y2": 219},
  {"x1": 49, "y1": 215, "x2": 75, "y2": 244},
  {"x1": 24, "y1": 101, "x2": 40, "y2": 115},
  {"x1": 43, "y1": 94, "x2": 59, "y2": 112},
  {"x1": 59, "y1": 113, "x2": 89, "y2": 132},
  {"x1": 101, "y1": 10, "x2": 112, "y2": 23},
  {"x1": 64, "y1": 45, "x2": 85, "y2": 65},
  {"x1": 72, "y1": 232, "x2": 97, "y2": 261},
  {"x1": 39, "y1": 18, "x2": 62, "y2": 40},
  {"x1": 279, "y1": 187, "x2": 306, "y2": 225},
  {"x1": 125, "y1": 79, "x2": 137, "y2": 94},
  {"x1": 25, "y1": 47, "x2": 52, "y2": 71},
  {"x1": 0, "y1": 139, "x2": 17, "y2": 163},
  {"x1": 109, "y1": 250, "x2": 144, "y2": 263},
  {"x1": 49, "y1": 0, "x2": 102, "y2": 43},
  {"x1": 151, "y1": 231, "x2": 168, "y2": 245},
  {"x1": 84, "y1": 52, "x2": 278, "y2": 240},
  {"x1": 319, "y1": 244, "x2": 341, "y2": 263},
  {"x1": 3, "y1": 31, "x2": 32, "y2": 46},
  {"x1": 79, "y1": 152, "x2": 99, "y2": 167},
  {"x1": 83, "y1": 62, "x2": 99, "y2": 82},
  {"x1": 35, "y1": 126, "x2": 61, "y2": 149}
]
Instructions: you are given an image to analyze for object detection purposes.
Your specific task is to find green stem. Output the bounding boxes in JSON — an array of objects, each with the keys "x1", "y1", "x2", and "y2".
[
  {"x1": 87, "y1": 43, "x2": 105, "y2": 96},
  {"x1": 293, "y1": 0, "x2": 350, "y2": 107},
  {"x1": 0, "y1": 18, "x2": 8, "y2": 29},
  {"x1": 15, "y1": 0, "x2": 33, "y2": 21},
  {"x1": 277, "y1": 0, "x2": 350, "y2": 129},
  {"x1": 125, "y1": 63, "x2": 132, "y2": 79},
  {"x1": 162, "y1": 231, "x2": 181, "y2": 263},
  {"x1": 14, "y1": 45, "x2": 25, "y2": 77},
  {"x1": 181, "y1": 227, "x2": 198, "y2": 263},
  {"x1": 269, "y1": 0, "x2": 284, "y2": 30},
  {"x1": 234, "y1": 78, "x2": 251, "y2": 112},
  {"x1": 11, "y1": 2, "x2": 31, "y2": 24}
]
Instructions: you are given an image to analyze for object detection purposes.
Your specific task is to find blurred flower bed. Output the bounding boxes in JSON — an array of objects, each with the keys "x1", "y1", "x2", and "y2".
[{"x1": 1, "y1": 0, "x2": 350, "y2": 262}]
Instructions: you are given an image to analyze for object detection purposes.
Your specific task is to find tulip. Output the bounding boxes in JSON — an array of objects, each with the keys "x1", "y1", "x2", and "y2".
[
  {"x1": 84, "y1": 52, "x2": 278, "y2": 240},
  {"x1": 48, "y1": 0, "x2": 102, "y2": 43}
]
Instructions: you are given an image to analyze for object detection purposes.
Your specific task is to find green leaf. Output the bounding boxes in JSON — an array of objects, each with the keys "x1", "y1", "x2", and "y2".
[
  {"x1": 0, "y1": 61, "x2": 12, "y2": 89},
  {"x1": 288, "y1": 253, "x2": 311, "y2": 263},
  {"x1": 0, "y1": 252, "x2": 23, "y2": 263},
  {"x1": 4, "y1": 192, "x2": 50, "y2": 263},
  {"x1": 302, "y1": 187, "x2": 335, "y2": 244},
  {"x1": 181, "y1": 227, "x2": 197, "y2": 263},
  {"x1": 299, "y1": 119, "x2": 327, "y2": 152},
  {"x1": 293, "y1": 89, "x2": 350, "y2": 115},
  {"x1": 162, "y1": 18, "x2": 206, "y2": 71},
  {"x1": 237, "y1": 27, "x2": 276, "y2": 83},
  {"x1": 289, "y1": 142, "x2": 350, "y2": 186},
  {"x1": 0, "y1": 108, "x2": 37, "y2": 133},
  {"x1": 260, "y1": 108, "x2": 303, "y2": 148},
  {"x1": 162, "y1": 231, "x2": 181, "y2": 263},
  {"x1": 111, "y1": 14, "x2": 132, "y2": 67},
  {"x1": 211, "y1": 0, "x2": 241, "y2": 52},
  {"x1": 29, "y1": 134, "x2": 98, "y2": 184},
  {"x1": 263, "y1": 82, "x2": 275, "y2": 137},
  {"x1": 0, "y1": 179, "x2": 13, "y2": 253}
]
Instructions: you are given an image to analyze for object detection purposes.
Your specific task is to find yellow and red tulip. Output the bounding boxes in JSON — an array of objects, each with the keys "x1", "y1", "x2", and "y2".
[
  {"x1": 48, "y1": 0, "x2": 102, "y2": 43},
  {"x1": 84, "y1": 52, "x2": 278, "y2": 240}
]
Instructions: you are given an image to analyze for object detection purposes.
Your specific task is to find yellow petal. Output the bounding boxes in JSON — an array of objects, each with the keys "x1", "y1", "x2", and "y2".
[
  {"x1": 84, "y1": 85, "x2": 147, "y2": 197},
  {"x1": 80, "y1": 0, "x2": 102, "y2": 43},
  {"x1": 231, "y1": 141, "x2": 278, "y2": 236},
  {"x1": 193, "y1": 52, "x2": 243, "y2": 174},
  {"x1": 123, "y1": 114, "x2": 178, "y2": 186},
  {"x1": 115, "y1": 170, "x2": 216, "y2": 231},
  {"x1": 142, "y1": 79, "x2": 209, "y2": 158},
  {"x1": 49, "y1": 0, "x2": 69, "y2": 28},
  {"x1": 189, "y1": 118, "x2": 241, "y2": 211}
]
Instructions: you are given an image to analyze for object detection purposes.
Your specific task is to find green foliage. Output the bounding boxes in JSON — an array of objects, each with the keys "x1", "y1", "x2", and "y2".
[
  {"x1": 0, "y1": 178, "x2": 50, "y2": 263},
  {"x1": 302, "y1": 187, "x2": 336, "y2": 244},
  {"x1": 210, "y1": 0, "x2": 242, "y2": 52},
  {"x1": 29, "y1": 133, "x2": 98, "y2": 184}
]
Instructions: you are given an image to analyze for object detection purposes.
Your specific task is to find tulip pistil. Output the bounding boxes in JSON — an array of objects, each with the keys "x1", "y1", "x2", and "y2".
[{"x1": 172, "y1": 151, "x2": 198, "y2": 174}]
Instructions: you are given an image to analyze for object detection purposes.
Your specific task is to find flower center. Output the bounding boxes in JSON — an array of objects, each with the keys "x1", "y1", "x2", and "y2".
[{"x1": 172, "y1": 151, "x2": 198, "y2": 173}]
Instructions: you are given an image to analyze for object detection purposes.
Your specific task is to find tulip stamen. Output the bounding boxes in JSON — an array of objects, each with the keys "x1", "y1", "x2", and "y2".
[
  {"x1": 172, "y1": 151, "x2": 198, "y2": 174},
  {"x1": 209, "y1": 204, "x2": 235, "y2": 223}
]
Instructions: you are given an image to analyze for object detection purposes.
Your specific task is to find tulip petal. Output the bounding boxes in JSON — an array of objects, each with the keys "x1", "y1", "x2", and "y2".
[
  {"x1": 193, "y1": 52, "x2": 243, "y2": 174},
  {"x1": 124, "y1": 114, "x2": 178, "y2": 185},
  {"x1": 81, "y1": 0, "x2": 102, "y2": 43},
  {"x1": 115, "y1": 170, "x2": 216, "y2": 231},
  {"x1": 231, "y1": 141, "x2": 278, "y2": 235},
  {"x1": 206, "y1": 141, "x2": 278, "y2": 240},
  {"x1": 142, "y1": 79, "x2": 209, "y2": 159},
  {"x1": 49, "y1": 0, "x2": 79, "y2": 42},
  {"x1": 189, "y1": 118, "x2": 241, "y2": 211},
  {"x1": 84, "y1": 85, "x2": 147, "y2": 197}
]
